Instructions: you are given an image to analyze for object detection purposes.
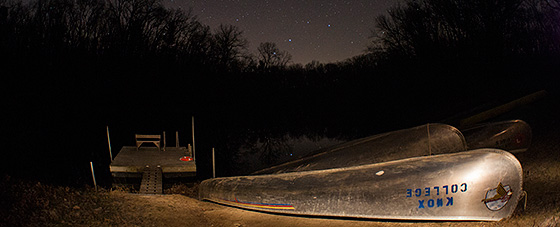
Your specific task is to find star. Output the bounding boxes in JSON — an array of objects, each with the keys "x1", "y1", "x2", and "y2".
[{"x1": 165, "y1": 0, "x2": 394, "y2": 64}]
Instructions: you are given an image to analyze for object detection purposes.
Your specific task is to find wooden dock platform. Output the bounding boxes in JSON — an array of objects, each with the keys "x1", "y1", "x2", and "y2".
[{"x1": 110, "y1": 146, "x2": 196, "y2": 178}]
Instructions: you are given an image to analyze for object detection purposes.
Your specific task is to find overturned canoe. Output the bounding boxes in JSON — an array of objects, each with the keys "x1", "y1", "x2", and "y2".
[
  {"x1": 254, "y1": 123, "x2": 467, "y2": 175},
  {"x1": 200, "y1": 149, "x2": 523, "y2": 221},
  {"x1": 462, "y1": 119, "x2": 532, "y2": 153}
]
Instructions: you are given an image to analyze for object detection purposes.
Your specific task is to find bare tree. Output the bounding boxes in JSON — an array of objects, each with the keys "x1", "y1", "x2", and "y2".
[
  {"x1": 256, "y1": 42, "x2": 292, "y2": 72},
  {"x1": 212, "y1": 24, "x2": 248, "y2": 71},
  {"x1": 369, "y1": 0, "x2": 553, "y2": 60}
]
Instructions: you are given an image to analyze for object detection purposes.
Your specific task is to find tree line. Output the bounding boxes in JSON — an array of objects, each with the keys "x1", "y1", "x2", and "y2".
[
  {"x1": 2, "y1": 0, "x2": 558, "y2": 91},
  {"x1": 2, "y1": 0, "x2": 559, "y2": 180},
  {"x1": 0, "y1": 0, "x2": 296, "y2": 73},
  {"x1": 2, "y1": 0, "x2": 559, "y2": 149}
]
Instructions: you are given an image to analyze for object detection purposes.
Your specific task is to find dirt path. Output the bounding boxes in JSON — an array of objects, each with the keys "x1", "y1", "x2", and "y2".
[
  {"x1": 98, "y1": 190, "x2": 556, "y2": 227},
  {"x1": 107, "y1": 192, "x2": 400, "y2": 227}
]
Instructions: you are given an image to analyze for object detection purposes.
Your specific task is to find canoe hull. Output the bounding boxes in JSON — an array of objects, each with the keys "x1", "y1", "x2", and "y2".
[
  {"x1": 200, "y1": 149, "x2": 523, "y2": 221},
  {"x1": 254, "y1": 123, "x2": 467, "y2": 175},
  {"x1": 462, "y1": 119, "x2": 532, "y2": 153}
]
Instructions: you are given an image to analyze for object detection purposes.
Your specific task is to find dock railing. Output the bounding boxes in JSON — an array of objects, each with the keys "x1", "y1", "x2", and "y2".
[{"x1": 135, "y1": 134, "x2": 162, "y2": 150}]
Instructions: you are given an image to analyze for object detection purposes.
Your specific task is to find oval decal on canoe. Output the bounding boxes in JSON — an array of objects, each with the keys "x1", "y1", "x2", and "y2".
[{"x1": 482, "y1": 182, "x2": 513, "y2": 211}]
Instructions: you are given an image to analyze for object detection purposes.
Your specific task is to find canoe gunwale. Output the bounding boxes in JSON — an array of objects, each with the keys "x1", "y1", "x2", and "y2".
[
  {"x1": 253, "y1": 123, "x2": 467, "y2": 175},
  {"x1": 200, "y1": 149, "x2": 524, "y2": 221}
]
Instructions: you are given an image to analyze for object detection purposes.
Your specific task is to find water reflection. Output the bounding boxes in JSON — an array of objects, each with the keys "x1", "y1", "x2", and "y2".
[{"x1": 233, "y1": 134, "x2": 345, "y2": 175}]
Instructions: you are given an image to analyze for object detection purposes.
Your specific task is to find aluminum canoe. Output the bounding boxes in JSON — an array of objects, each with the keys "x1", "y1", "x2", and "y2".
[
  {"x1": 462, "y1": 120, "x2": 532, "y2": 153},
  {"x1": 254, "y1": 123, "x2": 467, "y2": 175},
  {"x1": 199, "y1": 149, "x2": 523, "y2": 221}
]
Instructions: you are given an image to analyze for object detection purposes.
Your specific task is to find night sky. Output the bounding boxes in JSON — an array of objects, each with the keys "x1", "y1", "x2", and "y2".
[{"x1": 165, "y1": 0, "x2": 396, "y2": 64}]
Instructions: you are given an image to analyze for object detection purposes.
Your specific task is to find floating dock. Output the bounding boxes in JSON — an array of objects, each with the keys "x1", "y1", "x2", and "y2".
[
  {"x1": 110, "y1": 146, "x2": 196, "y2": 177},
  {"x1": 110, "y1": 146, "x2": 196, "y2": 193}
]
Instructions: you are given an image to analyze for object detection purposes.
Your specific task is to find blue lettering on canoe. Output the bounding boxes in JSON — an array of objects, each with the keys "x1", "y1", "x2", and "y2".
[
  {"x1": 427, "y1": 199, "x2": 435, "y2": 208},
  {"x1": 452, "y1": 184, "x2": 458, "y2": 193},
  {"x1": 437, "y1": 198, "x2": 443, "y2": 207},
  {"x1": 406, "y1": 183, "x2": 467, "y2": 197},
  {"x1": 409, "y1": 183, "x2": 465, "y2": 209},
  {"x1": 418, "y1": 197, "x2": 454, "y2": 208},
  {"x1": 446, "y1": 197, "x2": 453, "y2": 206}
]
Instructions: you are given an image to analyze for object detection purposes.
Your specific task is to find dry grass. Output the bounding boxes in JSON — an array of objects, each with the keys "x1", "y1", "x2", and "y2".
[
  {"x1": 0, "y1": 175, "x2": 124, "y2": 226},
  {"x1": 1, "y1": 115, "x2": 559, "y2": 226},
  {"x1": 165, "y1": 182, "x2": 200, "y2": 198},
  {"x1": 1, "y1": 144, "x2": 558, "y2": 227},
  {"x1": 508, "y1": 119, "x2": 560, "y2": 227}
]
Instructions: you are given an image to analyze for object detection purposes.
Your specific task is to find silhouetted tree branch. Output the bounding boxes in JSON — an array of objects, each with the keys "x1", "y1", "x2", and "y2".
[
  {"x1": 256, "y1": 42, "x2": 292, "y2": 72},
  {"x1": 211, "y1": 24, "x2": 248, "y2": 71},
  {"x1": 370, "y1": 0, "x2": 558, "y2": 61}
]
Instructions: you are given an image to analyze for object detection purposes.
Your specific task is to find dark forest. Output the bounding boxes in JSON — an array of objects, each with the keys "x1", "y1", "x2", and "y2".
[{"x1": 1, "y1": 0, "x2": 559, "y2": 185}]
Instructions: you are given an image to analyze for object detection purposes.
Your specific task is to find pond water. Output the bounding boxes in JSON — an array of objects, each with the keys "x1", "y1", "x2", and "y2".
[
  {"x1": 3, "y1": 85, "x2": 474, "y2": 187},
  {"x1": 231, "y1": 134, "x2": 346, "y2": 175}
]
